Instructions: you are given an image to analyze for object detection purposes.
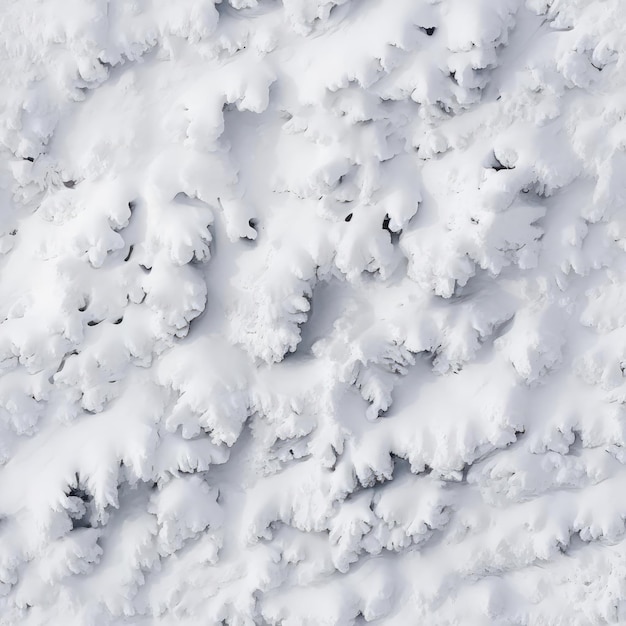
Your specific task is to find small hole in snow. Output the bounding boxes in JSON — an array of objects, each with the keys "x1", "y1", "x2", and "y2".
[
  {"x1": 124, "y1": 244, "x2": 134, "y2": 262},
  {"x1": 420, "y1": 26, "x2": 436, "y2": 36},
  {"x1": 87, "y1": 320, "x2": 101, "y2": 327},
  {"x1": 23, "y1": 157, "x2": 34, "y2": 163},
  {"x1": 112, "y1": 317, "x2": 123, "y2": 325},
  {"x1": 63, "y1": 180, "x2": 76, "y2": 189},
  {"x1": 9, "y1": 229, "x2": 17, "y2": 236},
  {"x1": 345, "y1": 213, "x2": 353, "y2": 222}
]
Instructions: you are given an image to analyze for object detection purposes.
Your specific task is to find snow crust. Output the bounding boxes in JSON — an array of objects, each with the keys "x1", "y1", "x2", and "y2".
[{"x1": 2, "y1": 0, "x2": 626, "y2": 624}]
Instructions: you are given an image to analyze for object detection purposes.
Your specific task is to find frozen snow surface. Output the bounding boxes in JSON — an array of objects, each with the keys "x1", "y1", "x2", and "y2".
[{"x1": 3, "y1": 0, "x2": 626, "y2": 623}]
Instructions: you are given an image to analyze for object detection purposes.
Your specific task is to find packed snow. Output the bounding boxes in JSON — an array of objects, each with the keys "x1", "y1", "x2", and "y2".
[{"x1": 1, "y1": 0, "x2": 626, "y2": 624}]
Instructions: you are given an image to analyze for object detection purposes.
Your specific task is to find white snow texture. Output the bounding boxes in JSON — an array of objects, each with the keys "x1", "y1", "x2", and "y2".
[{"x1": 1, "y1": 0, "x2": 626, "y2": 624}]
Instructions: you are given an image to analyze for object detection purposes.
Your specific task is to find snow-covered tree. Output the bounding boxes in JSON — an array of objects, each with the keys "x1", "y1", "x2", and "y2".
[{"x1": 2, "y1": 0, "x2": 626, "y2": 624}]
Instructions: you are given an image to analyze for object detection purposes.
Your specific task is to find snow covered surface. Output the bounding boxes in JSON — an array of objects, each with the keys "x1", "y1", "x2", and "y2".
[{"x1": 1, "y1": 0, "x2": 626, "y2": 623}]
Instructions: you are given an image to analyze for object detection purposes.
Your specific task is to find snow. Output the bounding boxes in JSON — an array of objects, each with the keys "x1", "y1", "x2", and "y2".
[{"x1": 2, "y1": 0, "x2": 626, "y2": 624}]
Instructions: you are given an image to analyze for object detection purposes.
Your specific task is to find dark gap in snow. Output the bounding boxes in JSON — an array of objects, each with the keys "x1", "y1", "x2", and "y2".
[
  {"x1": 526, "y1": 181, "x2": 551, "y2": 198},
  {"x1": 491, "y1": 315, "x2": 515, "y2": 341},
  {"x1": 9, "y1": 229, "x2": 17, "y2": 236},
  {"x1": 112, "y1": 317, "x2": 123, "y2": 325},
  {"x1": 124, "y1": 244, "x2": 134, "y2": 262},
  {"x1": 345, "y1": 213, "x2": 353, "y2": 222},
  {"x1": 67, "y1": 484, "x2": 89, "y2": 500},
  {"x1": 70, "y1": 515, "x2": 92, "y2": 530},
  {"x1": 391, "y1": 455, "x2": 424, "y2": 478},
  {"x1": 97, "y1": 57, "x2": 113, "y2": 70},
  {"x1": 63, "y1": 179, "x2": 76, "y2": 189},
  {"x1": 489, "y1": 152, "x2": 514, "y2": 172},
  {"x1": 419, "y1": 26, "x2": 436, "y2": 36},
  {"x1": 54, "y1": 351, "x2": 77, "y2": 376},
  {"x1": 245, "y1": 218, "x2": 259, "y2": 240},
  {"x1": 77, "y1": 297, "x2": 89, "y2": 312},
  {"x1": 382, "y1": 214, "x2": 402, "y2": 244},
  {"x1": 435, "y1": 100, "x2": 452, "y2": 115},
  {"x1": 67, "y1": 479, "x2": 93, "y2": 530},
  {"x1": 139, "y1": 264, "x2": 151, "y2": 274},
  {"x1": 566, "y1": 429, "x2": 584, "y2": 456},
  {"x1": 561, "y1": 530, "x2": 588, "y2": 555},
  {"x1": 87, "y1": 320, "x2": 101, "y2": 327},
  {"x1": 327, "y1": 2, "x2": 343, "y2": 20},
  {"x1": 23, "y1": 156, "x2": 34, "y2": 162}
]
